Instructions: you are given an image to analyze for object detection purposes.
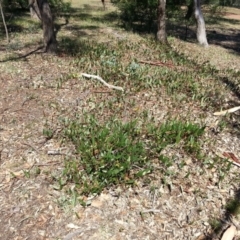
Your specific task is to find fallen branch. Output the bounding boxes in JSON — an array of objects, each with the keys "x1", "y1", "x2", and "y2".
[
  {"x1": 81, "y1": 73, "x2": 124, "y2": 91},
  {"x1": 223, "y1": 152, "x2": 240, "y2": 168},
  {"x1": 216, "y1": 151, "x2": 240, "y2": 168},
  {"x1": 139, "y1": 60, "x2": 175, "y2": 68},
  {"x1": 214, "y1": 106, "x2": 240, "y2": 116},
  {"x1": 227, "y1": 159, "x2": 240, "y2": 168}
]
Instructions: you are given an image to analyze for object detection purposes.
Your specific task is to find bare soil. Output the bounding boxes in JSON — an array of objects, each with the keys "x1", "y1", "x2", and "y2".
[{"x1": 0, "y1": 3, "x2": 240, "y2": 240}]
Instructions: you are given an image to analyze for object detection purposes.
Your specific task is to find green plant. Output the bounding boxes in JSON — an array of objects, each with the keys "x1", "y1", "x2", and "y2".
[
  {"x1": 225, "y1": 198, "x2": 240, "y2": 216},
  {"x1": 209, "y1": 218, "x2": 222, "y2": 234},
  {"x1": 57, "y1": 114, "x2": 206, "y2": 196},
  {"x1": 147, "y1": 120, "x2": 205, "y2": 156},
  {"x1": 62, "y1": 115, "x2": 149, "y2": 195},
  {"x1": 43, "y1": 128, "x2": 54, "y2": 140}
]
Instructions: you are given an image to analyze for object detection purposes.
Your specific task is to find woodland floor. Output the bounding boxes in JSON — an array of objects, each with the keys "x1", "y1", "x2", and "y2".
[{"x1": 0, "y1": 1, "x2": 240, "y2": 240}]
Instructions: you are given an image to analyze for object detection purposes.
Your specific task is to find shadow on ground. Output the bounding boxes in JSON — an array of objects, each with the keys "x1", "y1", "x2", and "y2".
[{"x1": 166, "y1": 19, "x2": 240, "y2": 54}]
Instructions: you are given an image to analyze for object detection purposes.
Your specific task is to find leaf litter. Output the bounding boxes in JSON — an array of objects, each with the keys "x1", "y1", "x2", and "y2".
[{"x1": 0, "y1": 2, "x2": 240, "y2": 240}]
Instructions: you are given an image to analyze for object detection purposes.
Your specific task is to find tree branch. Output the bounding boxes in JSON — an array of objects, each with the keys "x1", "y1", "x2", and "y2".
[
  {"x1": 0, "y1": 0, "x2": 9, "y2": 43},
  {"x1": 81, "y1": 73, "x2": 124, "y2": 91}
]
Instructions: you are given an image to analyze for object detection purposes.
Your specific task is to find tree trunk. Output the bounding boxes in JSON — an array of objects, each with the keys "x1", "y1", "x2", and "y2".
[
  {"x1": 37, "y1": 0, "x2": 57, "y2": 53},
  {"x1": 193, "y1": 0, "x2": 208, "y2": 47},
  {"x1": 157, "y1": 0, "x2": 167, "y2": 44},
  {"x1": 101, "y1": 0, "x2": 105, "y2": 10},
  {"x1": 29, "y1": 0, "x2": 40, "y2": 19}
]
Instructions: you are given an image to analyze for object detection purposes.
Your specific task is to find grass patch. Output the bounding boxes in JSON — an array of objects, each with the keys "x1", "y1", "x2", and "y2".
[
  {"x1": 56, "y1": 115, "x2": 205, "y2": 196},
  {"x1": 61, "y1": 116, "x2": 148, "y2": 195},
  {"x1": 209, "y1": 218, "x2": 223, "y2": 234}
]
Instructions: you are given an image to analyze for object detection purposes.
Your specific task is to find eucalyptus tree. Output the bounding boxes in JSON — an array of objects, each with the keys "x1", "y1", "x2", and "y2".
[
  {"x1": 114, "y1": 0, "x2": 209, "y2": 46},
  {"x1": 156, "y1": 0, "x2": 209, "y2": 46},
  {"x1": 28, "y1": 0, "x2": 56, "y2": 52}
]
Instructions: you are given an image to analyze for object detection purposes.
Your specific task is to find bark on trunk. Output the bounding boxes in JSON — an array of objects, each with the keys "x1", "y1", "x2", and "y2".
[
  {"x1": 193, "y1": 0, "x2": 208, "y2": 47},
  {"x1": 29, "y1": 0, "x2": 41, "y2": 19},
  {"x1": 157, "y1": 0, "x2": 167, "y2": 44},
  {"x1": 37, "y1": 0, "x2": 57, "y2": 53}
]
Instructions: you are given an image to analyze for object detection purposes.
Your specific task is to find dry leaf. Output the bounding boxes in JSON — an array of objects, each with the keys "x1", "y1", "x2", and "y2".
[
  {"x1": 214, "y1": 106, "x2": 240, "y2": 116},
  {"x1": 221, "y1": 225, "x2": 236, "y2": 240},
  {"x1": 66, "y1": 223, "x2": 80, "y2": 229},
  {"x1": 10, "y1": 170, "x2": 24, "y2": 177}
]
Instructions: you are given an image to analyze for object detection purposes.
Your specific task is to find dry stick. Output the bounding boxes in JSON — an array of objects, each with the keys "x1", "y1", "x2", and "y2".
[
  {"x1": 0, "y1": 0, "x2": 9, "y2": 43},
  {"x1": 139, "y1": 60, "x2": 175, "y2": 68},
  {"x1": 213, "y1": 106, "x2": 240, "y2": 116},
  {"x1": 47, "y1": 149, "x2": 67, "y2": 155},
  {"x1": 226, "y1": 159, "x2": 240, "y2": 168},
  {"x1": 217, "y1": 152, "x2": 240, "y2": 168},
  {"x1": 81, "y1": 73, "x2": 124, "y2": 91},
  {"x1": 141, "y1": 209, "x2": 161, "y2": 214}
]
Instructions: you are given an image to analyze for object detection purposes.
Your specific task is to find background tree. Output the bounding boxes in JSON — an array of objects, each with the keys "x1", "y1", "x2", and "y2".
[
  {"x1": 36, "y1": 0, "x2": 56, "y2": 52},
  {"x1": 29, "y1": 0, "x2": 40, "y2": 19},
  {"x1": 193, "y1": 0, "x2": 208, "y2": 46},
  {"x1": 113, "y1": 0, "x2": 209, "y2": 46},
  {"x1": 157, "y1": 0, "x2": 167, "y2": 43},
  {"x1": 2, "y1": 0, "x2": 70, "y2": 52}
]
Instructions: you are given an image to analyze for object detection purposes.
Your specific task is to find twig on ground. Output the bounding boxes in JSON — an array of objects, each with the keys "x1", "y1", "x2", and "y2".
[
  {"x1": 216, "y1": 151, "x2": 240, "y2": 168},
  {"x1": 228, "y1": 158, "x2": 240, "y2": 168},
  {"x1": 141, "y1": 209, "x2": 161, "y2": 214},
  {"x1": 18, "y1": 216, "x2": 34, "y2": 226},
  {"x1": 81, "y1": 73, "x2": 124, "y2": 91},
  {"x1": 139, "y1": 60, "x2": 175, "y2": 68},
  {"x1": 34, "y1": 161, "x2": 60, "y2": 166},
  {"x1": 22, "y1": 142, "x2": 39, "y2": 153},
  {"x1": 214, "y1": 106, "x2": 240, "y2": 116},
  {"x1": 47, "y1": 149, "x2": 66, "y2": 155}
]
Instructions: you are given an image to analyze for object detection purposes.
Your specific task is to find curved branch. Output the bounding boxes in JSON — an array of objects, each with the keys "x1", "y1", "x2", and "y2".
[{"x1": 0, "y1": 0, "x2": 9, "y2": 43}]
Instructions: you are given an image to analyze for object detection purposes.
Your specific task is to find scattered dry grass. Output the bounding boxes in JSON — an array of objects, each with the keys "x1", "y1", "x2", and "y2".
[{"x1": 0, "y1": 1, "x2": 240, "y2": 239}]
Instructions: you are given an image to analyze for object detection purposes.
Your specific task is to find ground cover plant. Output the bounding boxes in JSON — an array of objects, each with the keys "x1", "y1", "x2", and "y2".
[{"x1": 0, "y1": 0, "x2": 240, "y2": 239}]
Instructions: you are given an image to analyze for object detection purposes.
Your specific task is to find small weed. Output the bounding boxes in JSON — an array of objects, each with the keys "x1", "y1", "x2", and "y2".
[
  {"x1": 23, "y1": 170, "x2": 31, "y2": 178},
  {"x1": 43, "y1": 128, "x2": 54, "y2": 140},
  {"x1": 218, "y1": 119, "x2": 227, "y2": 131},
  {"x1": 209, "y1": 218, "x2": 223, "y2": 234}
]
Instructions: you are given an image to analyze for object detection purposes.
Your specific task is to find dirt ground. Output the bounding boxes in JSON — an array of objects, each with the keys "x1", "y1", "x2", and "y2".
[{"x1": 0, "y1": 2, "x2": 240, "y2": 240}]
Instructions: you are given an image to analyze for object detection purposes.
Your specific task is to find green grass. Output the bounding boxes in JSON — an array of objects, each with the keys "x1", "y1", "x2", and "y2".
[{"x1": 55, "y1": 114, "x2": 205, "y2": 196}]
